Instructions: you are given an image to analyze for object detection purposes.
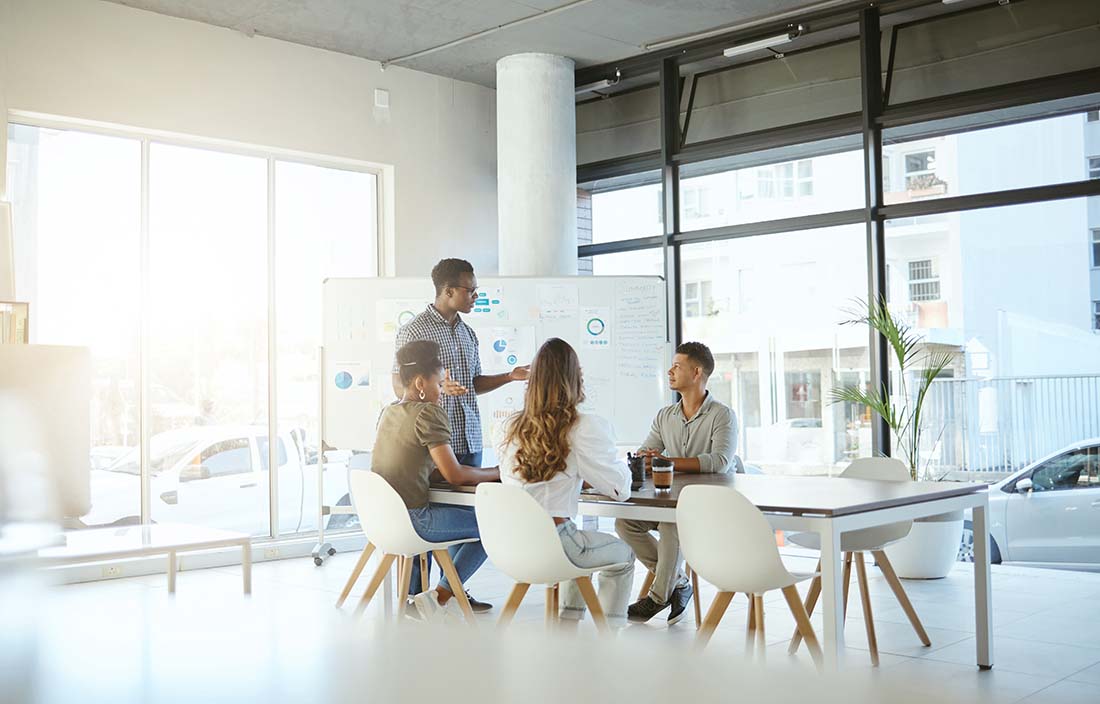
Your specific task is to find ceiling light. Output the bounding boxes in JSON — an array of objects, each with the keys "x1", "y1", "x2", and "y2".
[
  {"x1": 723, "y1": 25, "x2": 804, "y2": 59},
  {"x1": 575, "y1": 69, "x2": 621, "y2": 96}
]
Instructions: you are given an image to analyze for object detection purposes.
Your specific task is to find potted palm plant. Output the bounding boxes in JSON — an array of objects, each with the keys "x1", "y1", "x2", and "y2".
[{"x1": 832, "y1": 297, "x2": 963, "y2": 579}]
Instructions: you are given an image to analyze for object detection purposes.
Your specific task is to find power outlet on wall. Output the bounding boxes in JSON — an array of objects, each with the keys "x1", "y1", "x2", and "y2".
[
  {"x1": 263, "y1": 547, "x2": 280, "y2": 560},
  {"x1": 101, "y1": 565, "x2": 122, "y2": 578}
]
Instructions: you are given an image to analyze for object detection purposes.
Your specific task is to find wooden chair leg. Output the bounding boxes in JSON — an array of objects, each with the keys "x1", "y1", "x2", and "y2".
[
  {"x1": 335, "y1": 542, "x2": 375, "y2": 608},
  {"x1": 545, "y1": 585, "x2": 558, "y2": 627},
  {"x1": 747, "y1": 593, "x2": 756, "y2": 630},
  {"x1": 789, "y1": 559, "x2": 822, "y2": 653},
  {"x1": 420, "y1": 553, "x2": 429, "y2": 592},
  {"x1": 353, "y1": 553, "x2": 396, "y2": 618},
  {"x1": 697, "y1": 591, "x2": 734, "y2": 648},
  {"x1": 873, "y1": 550, "x2": 931, "y2": 647},
  {"x1": 552, "y1": 582, "x2": 560, "y2": 614},
  {"x1": 753, "y1": 593, "x2": 766, "y2": 656},
  {"x1": 688, "y1": 564, "x2": 702, "y2": 628},
  {"x1": 782, "y1": 585, "x2": 823, "y2": 671},
  {"x1": 637, "y1": 570, "x2": 656, "y2": 601},
  {"x1": 498, "y1": 582, "x2": 530, "y2": 629},
  {"x1": 396, "y1": 555, "x2": 414, "y2": 620},
  {"x1": 433, "y1": 549, "x2": 476, "y2": 626},
  {"x1": 574, "y1": 576, "x2": 609, "y2": 633},
  {"x1": 854, "y1": 551, "x2": 879, "y2": 666}
]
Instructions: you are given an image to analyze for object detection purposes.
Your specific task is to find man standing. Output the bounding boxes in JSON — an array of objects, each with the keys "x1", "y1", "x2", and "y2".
[
  {"x1": 391, "y1": 258, "x2": 529, "y2": 467},
  {"x1": 616, "y1": 341, "x2": 738, "y2": 626},
  {"x1": 390, "y1": 259, "x2": 528, "y2": 610}
]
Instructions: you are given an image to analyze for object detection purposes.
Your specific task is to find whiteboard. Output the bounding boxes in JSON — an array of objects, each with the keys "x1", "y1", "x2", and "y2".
[{"x1": 321, "y1": 276, "x2": 670, "y2": 453}]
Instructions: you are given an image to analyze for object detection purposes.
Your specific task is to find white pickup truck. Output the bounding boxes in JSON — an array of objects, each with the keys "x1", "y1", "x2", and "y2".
[{"x1": 79, "y1": 425, "x2": 350, "y2": 535}]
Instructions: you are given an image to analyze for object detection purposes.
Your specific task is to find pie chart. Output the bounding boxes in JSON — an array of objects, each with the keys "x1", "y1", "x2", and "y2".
[{"x1": 334, "y1": 371, "x2": 353, "y2": 389}]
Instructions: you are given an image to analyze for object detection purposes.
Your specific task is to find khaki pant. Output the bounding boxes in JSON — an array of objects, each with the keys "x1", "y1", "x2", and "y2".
[{"x1": 614, "y1": 519, "x2": 688, "y2": 604}]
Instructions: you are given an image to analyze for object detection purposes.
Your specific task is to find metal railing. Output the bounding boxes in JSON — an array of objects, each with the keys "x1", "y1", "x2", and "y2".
[{"x1": 921, "y1": 374, "x2": 1100, "y2": 475}]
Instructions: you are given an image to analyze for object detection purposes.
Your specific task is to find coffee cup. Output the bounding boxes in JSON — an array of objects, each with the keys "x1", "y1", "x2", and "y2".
[
  {"x1": 627, "y1": 453, "x2": 646, "y2": 490},
  {"x1": 652, "y1": 457, "x2": 674, "y2": 490}
]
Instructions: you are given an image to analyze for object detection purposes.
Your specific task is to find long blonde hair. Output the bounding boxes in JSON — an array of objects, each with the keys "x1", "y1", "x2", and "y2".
[{"x1": 504, "y1": 338, "x2": 585, "y2": 483}]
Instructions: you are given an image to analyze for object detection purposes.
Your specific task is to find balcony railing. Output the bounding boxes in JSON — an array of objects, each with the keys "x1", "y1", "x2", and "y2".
[{"x1": 921, "y1": 374, "x2": 1100, "y2": 475}]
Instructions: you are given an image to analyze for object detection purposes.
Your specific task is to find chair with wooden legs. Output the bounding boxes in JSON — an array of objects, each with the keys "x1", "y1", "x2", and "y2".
[
  {"x1": 676, "y1": 485, "x2": 823, "y2": 670},
  {"x1": 786, "y1": 457, "x2": 931, "y2": 666},
  {"x1": 475, "y1": 484, "x2": 631, "y2": 633},
  {"x1": 342, "y1": 471, "x2": 479, "y2": 624}
]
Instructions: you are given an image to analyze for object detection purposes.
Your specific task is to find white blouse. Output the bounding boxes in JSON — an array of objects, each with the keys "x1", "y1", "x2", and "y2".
[{"x1": 497, "y1": 413, "x2": 631, "y2": 518}]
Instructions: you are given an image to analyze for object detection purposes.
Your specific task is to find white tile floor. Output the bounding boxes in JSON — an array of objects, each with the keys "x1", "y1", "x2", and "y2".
[{"x1": 12, "y1": 543, "x2": 1100, "y2": 704}]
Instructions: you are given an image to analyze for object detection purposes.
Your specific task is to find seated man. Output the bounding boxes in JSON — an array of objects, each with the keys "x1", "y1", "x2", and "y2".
[{"x1": 616, "y1": 341, "x2": 738, "y2": 625}]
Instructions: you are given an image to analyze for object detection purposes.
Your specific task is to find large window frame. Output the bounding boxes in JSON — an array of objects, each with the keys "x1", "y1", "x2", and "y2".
[
  {"x1": 9, "y1": 111, "x2": 388, "y2": 539},
  {"x1": 576, "y1": 2, "x2": 1100, "y2": 458}
]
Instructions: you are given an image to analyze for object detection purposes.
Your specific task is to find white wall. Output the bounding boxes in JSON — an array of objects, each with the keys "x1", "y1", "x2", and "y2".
[{"x1": 0, "y1": 0, "x2": 498, "y2": 276}]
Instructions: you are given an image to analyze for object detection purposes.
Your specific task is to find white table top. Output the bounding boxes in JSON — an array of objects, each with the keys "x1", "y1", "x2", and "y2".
[{"x1": 37, "y1": 523, "x2": 249, "y2": 561}]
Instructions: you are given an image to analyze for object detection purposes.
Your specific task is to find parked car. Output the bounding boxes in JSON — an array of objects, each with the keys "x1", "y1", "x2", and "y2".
[
  {"x1": 959, "y1": 438, "x2": 1100, "y2": 569},
  {"x1": 79, "y1": 426, "x2": 348, "y2": 535}
]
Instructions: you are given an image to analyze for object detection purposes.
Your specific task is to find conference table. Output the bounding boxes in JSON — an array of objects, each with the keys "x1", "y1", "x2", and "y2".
[{"x1": 429, "y1": 472, "x2": 993, "y2": 672}]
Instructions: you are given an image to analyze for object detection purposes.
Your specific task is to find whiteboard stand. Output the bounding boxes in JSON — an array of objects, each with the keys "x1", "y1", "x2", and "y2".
[{"x1": 311, "y1": 345, "x2": 356, "y2": 566}]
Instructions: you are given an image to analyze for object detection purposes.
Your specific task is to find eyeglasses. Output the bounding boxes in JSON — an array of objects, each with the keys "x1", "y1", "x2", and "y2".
[{"x1": 450, "y1": 285, "x2": 479, "y2": 297}]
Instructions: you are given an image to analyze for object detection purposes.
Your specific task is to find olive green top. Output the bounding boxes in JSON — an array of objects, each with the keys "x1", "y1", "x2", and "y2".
[{"x1": 371, "y1": 401, "x2": 452, "y2": 509}]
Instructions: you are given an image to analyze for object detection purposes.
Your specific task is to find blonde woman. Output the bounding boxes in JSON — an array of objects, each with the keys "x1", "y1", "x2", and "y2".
[{"x1": 497, "y1": 337, "x2": 634, "y2": 624}]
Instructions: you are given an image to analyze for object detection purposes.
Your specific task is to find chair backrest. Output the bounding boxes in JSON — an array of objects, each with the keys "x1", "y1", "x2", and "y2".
[
  {"x1": 474, "y1": 483, "x2": 585, "y2": 585},
  {"x1": 841, "y1": 456, "x2": 911, "y2": 482},
  {"x1": 840, "y1": 457, "x2": 912, "y2": 546},
  {"x1": 349, "y1": 470, "x2": 430, "y2": 556},
  {"x1": 677, "y1": 485, "x2": 798, "y2": 594}
]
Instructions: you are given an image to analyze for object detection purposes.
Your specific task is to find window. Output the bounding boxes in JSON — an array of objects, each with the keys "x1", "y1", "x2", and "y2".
[
  {"x1": 581, "y1": 172, "x2": 663, "y2": 245},
  {"x1": 1092, "y1": 230, "x2": 1100, "y2": 268},
  {"x1": 904, "y1": 150, "x2": 939, "y2": 190},
  {"x1": 6, "y1": 121, "x2": 380, "y2": 537},
  {"x1": 1089, "y1": 157, "x2": 1100, "y2": 180},
  {"x1": 684, "y1": 280, "x2": 714, "y2": 318},
  {"x1": 680, "y1": 225, "x2": 871, "y2": 473},
  {"x1": 756, "y1": 160, "x2": 813, "y2": 199},
  {"x1": 1028, "y1": 450, "x2": 1097, "y2": 491},
  {"x1": 887, "y1": 198, "x2": 1097, "y2": 477},
  {"x1": 908, "y1": 259, "x2": 941, "y2": 302},
  {"x1": 199, "y1": 439, "x2": 253, "y2": 477},
  {"x1": 681, "y1": 186, "x2": 712, "y2": 220},
  {"x1": 679, "y1": 141, "x2": 860, "y2": 234},
  {"x1": 6, "y1": 123, "x2": 141, "y2": 526},
  {"x1": 583, "y1": 247, "x2": 664, "y2": 277}
]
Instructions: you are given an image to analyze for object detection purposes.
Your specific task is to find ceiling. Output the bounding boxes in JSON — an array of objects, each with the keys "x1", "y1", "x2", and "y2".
[{"x1": 102, "y1": 0, "x2": 845, "y2": 87}]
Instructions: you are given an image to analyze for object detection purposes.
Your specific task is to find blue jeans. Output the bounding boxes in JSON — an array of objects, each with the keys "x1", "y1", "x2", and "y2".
[
  {"x1": 557, "y1": 520, "x2": 635, "y2": 621},
  {"x1": 455, "y1": 451, "x2": 482, "y2": 467},
  {"x1": 407, "y1": 504, "x2": 486, "y2": 597}
]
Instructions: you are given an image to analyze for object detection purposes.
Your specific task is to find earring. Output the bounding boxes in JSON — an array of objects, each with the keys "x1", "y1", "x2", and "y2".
[{"x1": 419, "y1": 389, "x2": 426, "y2": 401}]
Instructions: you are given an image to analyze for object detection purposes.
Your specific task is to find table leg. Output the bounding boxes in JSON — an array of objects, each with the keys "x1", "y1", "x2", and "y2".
[
  {"x1": 818, "y1": 520, "x2": 845, "y2": 671},
  {"x1": 972, "y1": 499, "x2": 993, "y2": 669},
  {"x1": 167, "y1": 551, "x2": 177, "y2": 594},
  {"x1": 242, "y1": 542, "x2": 252, "y2": 595}
]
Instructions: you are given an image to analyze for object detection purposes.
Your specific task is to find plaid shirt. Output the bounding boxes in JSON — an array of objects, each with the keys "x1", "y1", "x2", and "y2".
[{"x1": 393, "y1": 305, "x2": 483, "y2": 454}]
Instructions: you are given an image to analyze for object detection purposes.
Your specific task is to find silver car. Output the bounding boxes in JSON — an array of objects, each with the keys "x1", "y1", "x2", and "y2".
[{"x1": 960, "y1": 438, "x2": 1100, "y2": 569}]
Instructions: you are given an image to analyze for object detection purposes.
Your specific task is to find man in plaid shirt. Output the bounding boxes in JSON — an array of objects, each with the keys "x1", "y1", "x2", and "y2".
[{"x1": 391, "y1": 258, "x2": 529, "y2": 467}]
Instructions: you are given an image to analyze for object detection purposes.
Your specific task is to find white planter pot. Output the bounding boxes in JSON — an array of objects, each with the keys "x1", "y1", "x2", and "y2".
[{"x1": 883, "y1": 511, "x2": 964, "y2": 579}]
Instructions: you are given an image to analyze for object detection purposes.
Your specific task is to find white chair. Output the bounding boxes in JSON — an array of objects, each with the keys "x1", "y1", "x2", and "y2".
[
  {"x1": 474, "y1": 483, "x2": 630, "y2": 633},
  {"x1": 786, "y1": 457, "x2": 931, "y2": 666},
  {"x1": 339, "y1": 470, "x2": 478, "y2": 624},
  {"x1": 677, "y1": 485, "x2": 823, "y2": 668}
]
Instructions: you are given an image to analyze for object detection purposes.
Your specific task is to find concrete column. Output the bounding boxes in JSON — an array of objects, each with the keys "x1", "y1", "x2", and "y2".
[{"x1": 496, "y1": 53, "x2": 577, "y2": 276}]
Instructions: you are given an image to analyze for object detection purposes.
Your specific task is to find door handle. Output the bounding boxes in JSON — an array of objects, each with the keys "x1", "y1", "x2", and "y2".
[
  {"x1": 1091, "y1": 500, "x2": 1100, "y2": 508},
  {"x1": 240, "y1": 482, "x2": 257, "y2": 488},
  {"x1": 160, "y1": 490, "x2": 178, "y2": 505},
  {"x1": 1064, "y1": 506, "x2": 1078, "y2": 512}
]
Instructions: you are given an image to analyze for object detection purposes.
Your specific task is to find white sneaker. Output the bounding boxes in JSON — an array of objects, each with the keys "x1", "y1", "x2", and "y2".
[{"x1": 411, "y1": 589, "x2": 448, "y2": 624}]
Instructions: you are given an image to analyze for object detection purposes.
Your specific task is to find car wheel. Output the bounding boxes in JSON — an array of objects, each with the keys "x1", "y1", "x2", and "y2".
[{"x1": 959, "y1": 520, "x2": 1001, "y2": 564}]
